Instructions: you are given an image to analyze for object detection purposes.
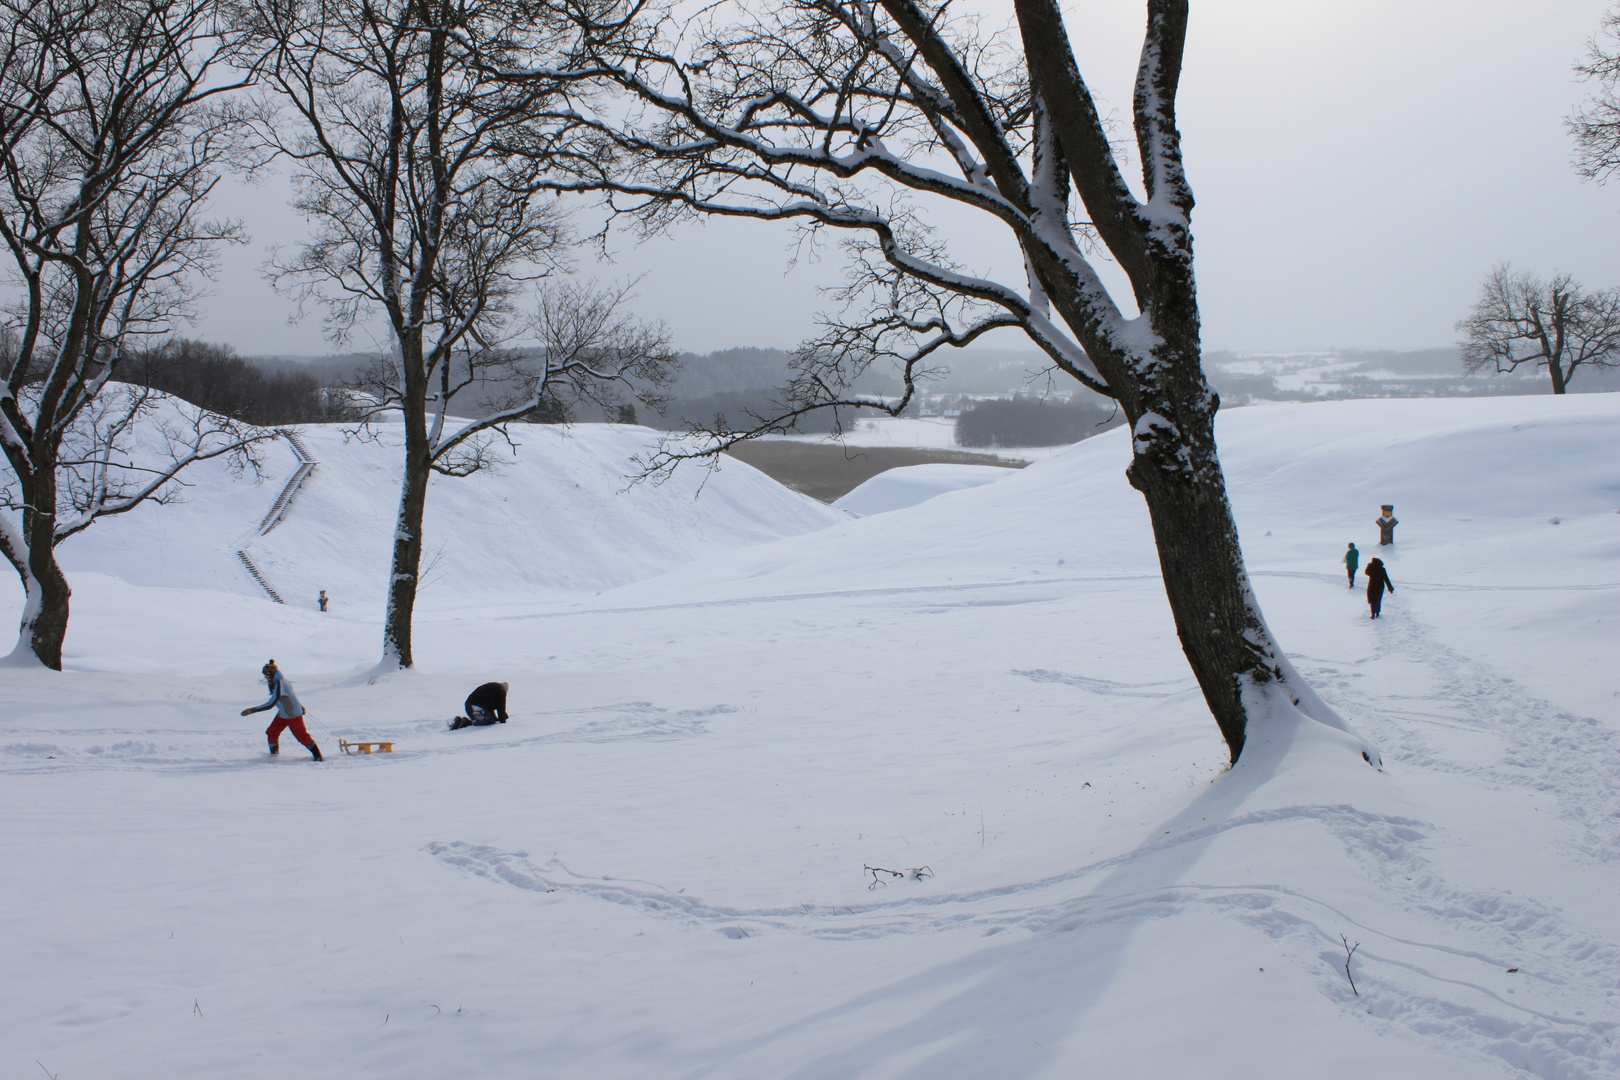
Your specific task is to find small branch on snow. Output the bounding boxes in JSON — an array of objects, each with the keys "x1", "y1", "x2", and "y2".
[
  {"x1": 864, "y1": 864, "x2": 933, "y2": 889},
  {"x1": 1340, "y1": 934, "x2": 1360, "y2": 996}
]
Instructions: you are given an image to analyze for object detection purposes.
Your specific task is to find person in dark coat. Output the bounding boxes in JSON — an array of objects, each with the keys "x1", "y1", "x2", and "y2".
[
  {"x1": 1343, "y1": 542, "x2": 1360, "y2": 587},
  {"x1": 1364, "y1": 558, "x2": 1394, "y2": 619},
  {"x1": 451, "y1": 682, "x2": 509, "y2": 728}
]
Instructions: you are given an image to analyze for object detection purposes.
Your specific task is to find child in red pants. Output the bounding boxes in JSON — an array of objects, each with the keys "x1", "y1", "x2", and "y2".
[{"x1": 241, "y1": 659, "x2": 324, "y2": 761}]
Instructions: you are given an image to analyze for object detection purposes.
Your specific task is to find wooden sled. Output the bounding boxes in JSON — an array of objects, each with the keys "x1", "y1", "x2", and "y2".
[{"x1": 339, "y1": 739, "x2": 394, "y2": 755}]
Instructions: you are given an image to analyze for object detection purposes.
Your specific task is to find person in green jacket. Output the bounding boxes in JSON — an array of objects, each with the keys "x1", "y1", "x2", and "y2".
[{"x1": 1343, "y1": 542, "x2": 1359, "y2": 587}]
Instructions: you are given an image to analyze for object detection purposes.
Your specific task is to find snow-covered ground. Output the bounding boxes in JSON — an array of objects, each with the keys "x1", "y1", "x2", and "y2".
[
  {"x1": 834, "y1": 462, "x2": 1015, "y2": 516},
  {"x1": 2, "y1": 395, "x2": 1617, "y2": 1079}
]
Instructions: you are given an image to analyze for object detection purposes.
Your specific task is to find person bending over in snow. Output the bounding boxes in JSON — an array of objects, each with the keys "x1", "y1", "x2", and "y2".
[
  {"x1": 1343, "y1": 542, "x2": 1360, "y2": 588},
  {"x1": 241, "y1": 660, "x2": 324, "y2": 760},
  {"x1": 1364, "y1": 558, "x2": 1395, "y2": 620},
  {"x1": 451, "y1": 682, "x2": 509, "y2": 729}
]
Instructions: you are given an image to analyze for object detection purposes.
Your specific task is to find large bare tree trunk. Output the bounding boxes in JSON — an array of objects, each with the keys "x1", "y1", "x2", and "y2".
[
  {"x1": 1021, "y1": 0, "x2": 1305, "y2": 761},
  {"x1": 381, "y1": 457, "x2": 428, "y2": 670},
  {"x1": 5, "y1": 466, "x2": 72, "y2": 669},
  {"x1": 1122, "y1": 355, "x2": 1275, "y2": 760},
  {"x1": 381, "y1": 346, "x2": 430, "y2": 669}
]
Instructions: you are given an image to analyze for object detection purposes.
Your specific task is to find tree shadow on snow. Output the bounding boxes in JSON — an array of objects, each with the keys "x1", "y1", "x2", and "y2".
[{"x1": 678, "y1": 722, "x2": 1312, "y2": 1080}]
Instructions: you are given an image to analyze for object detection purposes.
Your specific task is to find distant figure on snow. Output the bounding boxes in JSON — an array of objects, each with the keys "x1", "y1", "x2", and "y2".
[
  {"x1": 1343, "y1": 542, "x2": 1360, "y2": 587},
  {"x1": 241, "y1": 659, "x2": 324, "y2": 760},
  {"x1": 451, "y1": 682, "x2": 509, "y2": 729},
  {"x1": 318, "y1": 590, "x2": 328, "y2": 612},
  {"x1": 1375, "y1": 505, "x2": 1398, "y2": 546},
  {"x1": 1364, "y1": 558, "x2": 1395, "y2": 619}
]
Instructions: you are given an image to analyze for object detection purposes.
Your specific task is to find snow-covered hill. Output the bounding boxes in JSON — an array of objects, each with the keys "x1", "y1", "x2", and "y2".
[
  {"x1": 43, "y1": 419, "x2": 842, "y2": 612},
  {"x1": 833, "y1": 461, "x2": 1016, "y2": 515},
  {"x1": 1, "y1": 394, "x2": 1616, "y2": 1079}
]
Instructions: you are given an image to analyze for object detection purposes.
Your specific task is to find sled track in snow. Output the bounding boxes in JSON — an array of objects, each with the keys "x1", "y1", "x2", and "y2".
[
  {"x1": 433, "y1": 619, "x2": 1620, "y2": 1080},
  {"x1": 432, "y1": 797, "x2": 1620, "y2": 1079},
  {"x1": 430, "y1": 803, "x2": 1620, "y2": 1079},
  {"x1": 235, "y1": 431, "x2": 317, "y2": 605}
]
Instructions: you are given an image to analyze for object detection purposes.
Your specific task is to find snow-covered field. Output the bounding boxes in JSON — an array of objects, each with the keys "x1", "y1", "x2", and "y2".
[
  {"x1": 772, "y1": 415, "x2": 1071, "y2": 460},
  {"x1": 779, "y1": 415, "x2": 961, "y2": 448},
  {"x1": 2, "y1": 395, "x2": 1617, "y2": 1079}
]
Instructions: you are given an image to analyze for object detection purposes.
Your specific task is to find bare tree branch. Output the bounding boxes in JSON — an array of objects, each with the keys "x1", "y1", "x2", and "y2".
[
  {"x1": 0, "y1": 0, "x2": 258, "y2": 668},
  {"x1": 491, "y1": 0, "x2": 1378, "y2": 766},
  {"x1": 1571, "y1": 4, "x2": 1620, "y2": 183}
]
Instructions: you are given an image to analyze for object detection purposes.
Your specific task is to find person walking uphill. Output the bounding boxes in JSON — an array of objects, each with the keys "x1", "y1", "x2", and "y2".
[
  {"x1": 1343, "y1": 542, "x2": 1360, "y2": 587},
  {"x1": 1365, "y1": 558, "x2": 1395, "y2": 619},
  {"x1": 241, "y1": 660, "x2": 324, "y2": 760}
]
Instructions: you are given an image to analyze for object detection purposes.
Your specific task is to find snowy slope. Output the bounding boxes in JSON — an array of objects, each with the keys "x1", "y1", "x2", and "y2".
[
  {"x1": 25, "y1": 417, "x2": 842, "y2": 613},
  {"x1": 833, "y1": 461, "x2": 1016, "y2": 515},
  {"x1": 1, "y1": 394, "x2": 1617, "y2": 1080}
]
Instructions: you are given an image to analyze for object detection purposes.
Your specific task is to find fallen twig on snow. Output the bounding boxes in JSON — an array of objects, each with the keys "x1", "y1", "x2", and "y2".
[
  {"x1": 864, "y1": 864, "x2": 934, "y2": 889},
  {"x1": 1341, "y1": 934, "x2": 1361, "y2": 996}
]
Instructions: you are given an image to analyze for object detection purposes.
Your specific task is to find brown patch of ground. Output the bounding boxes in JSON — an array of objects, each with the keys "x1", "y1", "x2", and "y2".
[{"x1": 723, "y1": 441, "x2": 1027, "y2": 503}]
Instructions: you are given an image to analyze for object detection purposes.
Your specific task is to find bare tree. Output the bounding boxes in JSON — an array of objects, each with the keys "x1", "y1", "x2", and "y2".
[
  {"x1": 1571, "y1": 4, "x2": 1620, "y2": 182},
  {"x1": 0, "y1": 0, "x2": 267, "y2": 668},
  {"x1": 522, "y1": 278, "x2": 677, "y2": 420},
  {"x1": 231, "y1": 0, "x2": 676, "y2": 669},
  {"x1": 1457, "y1": 265, "x2": 1620, "y2": 394},
  {"x1": 505, "y1": 0, "x2": 1373, "y2": 763}
]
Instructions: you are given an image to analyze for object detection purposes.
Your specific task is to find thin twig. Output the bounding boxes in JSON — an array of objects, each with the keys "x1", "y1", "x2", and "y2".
[
  {"x1": 1341, "y1": 934, "x2": 1361, "y2": 996},
  {"x1": 863, "y1": 864, "x2": 934, "y2": 889}
]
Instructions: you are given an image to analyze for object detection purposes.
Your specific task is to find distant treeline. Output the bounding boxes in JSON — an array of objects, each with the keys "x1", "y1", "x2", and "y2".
[
  {"x1": 0, "y1": 335, "x2": 351, "y2": 425},
  {"x1": 130, "y1": 340, "x2": 353, "y2": 425},
  {"x1": 646, "y1": 389, "x2": 846, "y2": 434},
  {"x1": 42, "y1": 339, "x2": 1596, "y2": 438},
  {"x1": 955, "y1": 394, "x2": 1123, "y2": 448},
  {"x1": 642, "y1": 347, "x2": 898, "y2": 434}
]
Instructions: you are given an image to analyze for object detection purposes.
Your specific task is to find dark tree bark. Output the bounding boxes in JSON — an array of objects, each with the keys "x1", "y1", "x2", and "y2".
[
  {"x1": 3, "y1": 461, "x2": 71, "y2": 667},
  {"x1": 514, "y1": 0, "x2": 1376, "y2": 762},
  {"x1": 386, "y1": 393, "x2": 432, "y2": 666}
]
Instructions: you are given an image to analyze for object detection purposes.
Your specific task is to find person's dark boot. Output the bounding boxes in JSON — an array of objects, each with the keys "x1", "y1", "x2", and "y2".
[
  {"x1": 308, "y1": 743, "x2": 324, "y2": 762},
  {"x1": 269, "y1": 743, "x2": 279, "y2": 755}
]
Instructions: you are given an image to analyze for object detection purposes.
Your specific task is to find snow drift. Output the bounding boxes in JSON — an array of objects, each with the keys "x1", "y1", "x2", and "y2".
[{"x1": 834, "y1": 461, "x2": 1018, "y2": 515}]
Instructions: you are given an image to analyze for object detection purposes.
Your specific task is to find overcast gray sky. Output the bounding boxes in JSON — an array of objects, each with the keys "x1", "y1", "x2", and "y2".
[{"x1": 189, "y1": 0, "x2": 1620, "y2": 358}]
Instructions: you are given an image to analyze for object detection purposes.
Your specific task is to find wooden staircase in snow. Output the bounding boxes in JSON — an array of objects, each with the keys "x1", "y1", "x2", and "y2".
[{"x1": 236, "y1": 431, "x2": 318, "y2": 605}]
